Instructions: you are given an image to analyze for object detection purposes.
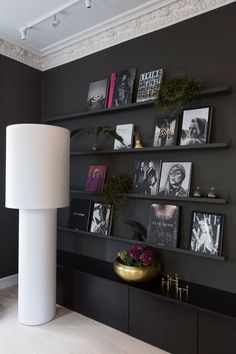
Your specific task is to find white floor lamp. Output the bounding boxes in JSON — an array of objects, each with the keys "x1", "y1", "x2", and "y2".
[{"x1": 5, "y1": 124, "x2": 70, "y2": 326}]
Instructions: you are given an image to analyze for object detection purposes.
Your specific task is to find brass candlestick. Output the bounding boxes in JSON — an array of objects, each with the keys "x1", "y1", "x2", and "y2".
[
  {"x1": 134, "y1": 132, "x2": 143, "y2": 149},
  {"x1": 162, "y1": 273, "x2": 190, "y2": 301}
]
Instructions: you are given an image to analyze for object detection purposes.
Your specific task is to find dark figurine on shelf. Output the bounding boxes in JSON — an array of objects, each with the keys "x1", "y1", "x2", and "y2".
[
  {"x1": 125, "y1": 219, "x2": 147, "y2": 241},
  {"x1": 207, "y1": 187, "x2": 217, "y2": 198},
  {"x1": 193, "y1": 186, "x2": 203, "y2": 198}
]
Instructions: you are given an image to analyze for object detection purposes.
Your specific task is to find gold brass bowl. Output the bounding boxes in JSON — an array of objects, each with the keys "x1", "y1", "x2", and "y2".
[{"x1": 113, "y1": 259, "x2": 161, "y2": 282}]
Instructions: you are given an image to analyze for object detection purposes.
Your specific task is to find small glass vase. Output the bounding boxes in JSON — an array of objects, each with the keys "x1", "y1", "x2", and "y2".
[
  {"x1": 193, "y1": 186, "x2": 203, "y2": 198},
  {"x1": 208, "y1": 187, "x2": 217, "y2": 198}
]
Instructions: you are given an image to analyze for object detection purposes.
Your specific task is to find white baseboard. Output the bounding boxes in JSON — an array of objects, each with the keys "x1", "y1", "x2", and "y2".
[{"x1": 0, "y1": 274, "x2": 18, "y2": 289}]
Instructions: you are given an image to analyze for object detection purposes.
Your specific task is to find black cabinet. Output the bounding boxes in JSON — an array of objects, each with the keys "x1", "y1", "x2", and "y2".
[
  {"x1": 57, "y1": 266, "x2": 80, "y2": 312},
  {"x1": 57, "y1": 266, "x2": 129, "y2": 332},
  {"x1": 56, "y1": 252, "x2": 236, "y2": 354},
  {"x1": 129, "y1": 288, "x2": 197, "y2": 354},
  {"x1": 198, "y1": 310, "x2": 236, "y2": 354}
]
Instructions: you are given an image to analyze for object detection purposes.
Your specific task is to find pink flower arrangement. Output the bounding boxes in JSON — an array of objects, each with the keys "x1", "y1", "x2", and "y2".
[{"x1": 118, "y1": 244, "x2": 155, "y2": 267}]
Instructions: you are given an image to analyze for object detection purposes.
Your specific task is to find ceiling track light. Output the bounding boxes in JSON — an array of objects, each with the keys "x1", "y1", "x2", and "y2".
[
  {"x1": 85, "y1": 0, "x2": 91, "y2": 8},
  {"x1": 20, "y1": 27, "x2": 27, "y2": 40},
  {"x1": 19, "y1": 0, "x2": 93, "y2": 40},
  {"x1": 52, "y1": 14, "x2": 61, "y2": 28}
]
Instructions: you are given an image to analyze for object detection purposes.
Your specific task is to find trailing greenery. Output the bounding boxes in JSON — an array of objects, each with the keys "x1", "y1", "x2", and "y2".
[
  {"x1": 155, "y1": 77, "x2": 201, "y2": 117},
  {"x1": 70, "y1": 126, "x2": 125, "y2": 150},
  {"x1": 102, "y1": 174, "x2": 133, "y2": 209}
]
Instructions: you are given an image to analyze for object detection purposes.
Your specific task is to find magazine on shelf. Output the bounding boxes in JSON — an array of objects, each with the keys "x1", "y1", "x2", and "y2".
[
  {"x1": 114, "y1": 124, "x2": 134, "y2": 149},
  {"x1": 89, "y1": 203, "x2": 113, "y2": 235},
  {"x1": 107, "y1": 68, "x2": 136, "y2": 107},
  {"x1": 147, "y1": 204, "x2": 180, "y2": 248},
  {"x1": 85, "y1": 165, "x2": 107, "y2": 192},
  {"x1": 68, "y1": 198, "x2": 92, "y2": 231},
  {"x1": 136, "y1": 69, "x2": 164, "y2": 102},
  {"x1": 86, "y1": 79, "x2": 109, "y2": 111}
]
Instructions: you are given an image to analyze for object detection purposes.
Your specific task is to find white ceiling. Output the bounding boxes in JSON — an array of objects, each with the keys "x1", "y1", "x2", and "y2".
[
  {"x1": 0, "y1": 0, "x2": 168, "y2": 56},
  {"x1": 0, "y1": 0, "x2": 233, "y2": 70}
]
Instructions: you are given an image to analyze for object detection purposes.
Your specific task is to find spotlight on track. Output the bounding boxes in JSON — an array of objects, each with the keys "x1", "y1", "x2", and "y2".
[{"x1": 85, "y1": 0, "x2": 91, "y2": 8}]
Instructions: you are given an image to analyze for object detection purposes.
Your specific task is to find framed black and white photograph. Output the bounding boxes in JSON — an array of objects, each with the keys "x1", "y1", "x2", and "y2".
[
  {"x1": 180, "y1": 107, "x2": 213, "y2": 145},
  {"x1": 86, "y1": 79, "x2": 109, "y2": 111},
  {"x1": 132, "y1": 160, "x2": 161, "y2": 195},
  {"x1": 158, "y1": 162, "x2": 192, "y2": 197},
  {"x1": 153, "y1": 117, "x2": 179, "y2": 147},
  {"x1": 147, "y1": 204, "x2": 180, "y2": 248},
  {"x1": 189, "y1": 212, "x2": 224, "y2": 256},
  {"x1": 89, "y1": 203, "x2": 113, "y2": 235}
]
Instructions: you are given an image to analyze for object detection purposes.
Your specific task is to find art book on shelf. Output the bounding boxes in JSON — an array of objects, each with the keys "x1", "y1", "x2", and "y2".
[
  {"x1": 136, "y1": 69, "x2": 164, "y2": 102},
  {"x1": 85, "y1": 164, "x2": 107, "y2": 192},
  {"x1": 147, "y1": 204, "x2": 180, "y2": 248},
  {"x1": 153, "y1": 116, "x2": 179, "y2": 147},
  {"x1": 86, "y1": 79, "x2": 109, "y2": 111},
  {"x1": 68, "y1": 198, "x2": 92, "y2": 231},
  {"x1": 107, "y1": 68, "x2": 136, "y2": 107},
  {"x1": 89, "y1": 203, "x2": 113, "y2": 236},
  {"x1": 114, "y1": 124, "x2": 134, "y2": 149}
]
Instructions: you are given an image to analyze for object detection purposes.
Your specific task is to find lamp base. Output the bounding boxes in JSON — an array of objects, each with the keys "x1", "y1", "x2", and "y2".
[{"x1": 18, "y1": 209, "x2": 57, "y2": 325}]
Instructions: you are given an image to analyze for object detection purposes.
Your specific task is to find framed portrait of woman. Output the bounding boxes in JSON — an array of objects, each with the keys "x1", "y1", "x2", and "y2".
[
  {"x1": 180, "y1": 106, "x2": 213, "y2": 145},
  {"x1": 189, "y1": 212, "x2": 224, "y2": 256},
  {"x1": 158, "y1": 162, "x2": 192, "y2": 197}
]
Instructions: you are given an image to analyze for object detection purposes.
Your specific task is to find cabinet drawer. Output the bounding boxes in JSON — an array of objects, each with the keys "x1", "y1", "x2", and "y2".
[
  {"x1": 77, "y1": 271, "x2": 129, "y2": 332},
  {"x1": 57, "y1": 267, "x2": 129, "y2": 332},
  {"x1": 198, "y1": 310, "x2": 236, "y2": 354},
  {"x1": 57, "y1": 266, "x2": 80, "y2": 312},
  {"x1": 129, "y1": 288, "x2": 197, "y2": 354}
]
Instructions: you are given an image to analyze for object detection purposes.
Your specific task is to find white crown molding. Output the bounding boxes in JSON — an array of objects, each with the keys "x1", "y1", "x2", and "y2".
[
  {"x1": 40, "y1": 0, "x2": 236, "y2": 70},
  {"x1": 0, "y1": 0, "x2": 235, "y2": 71},
  {"x1": 0, "y1": 274, "x2": 18, "y2": 289},
  {"x1": 0, "y1": 38, "x2": 41, "y2": 70},
  {"x1": 40, "y1": 0, "x2": 176, "y2": 56}
]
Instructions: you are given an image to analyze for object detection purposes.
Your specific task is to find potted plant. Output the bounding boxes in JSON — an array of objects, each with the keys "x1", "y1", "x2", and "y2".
[
  {"x1": 113, "y1": 244, "x2": 161, "y2": 282},
  {"x1": 155, "y1": 76, "x2": 201, "y2": 117},
  {"x1": 102, "y1": 174, "x2": 133, "y2": 210},
  {"x1": 70, "y1": 125, "x2": 125, "y2": 151}
]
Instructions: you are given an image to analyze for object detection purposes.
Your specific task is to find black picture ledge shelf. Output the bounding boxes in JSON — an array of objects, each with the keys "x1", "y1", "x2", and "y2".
[
  {"x1": 70, "y1": 189, "x2": 229, "y2": 205},
  {"x1": 57, "y1": 226, "x2": 226, "y2": 261},
  {"x1": 42, "y1": 85, "x2": 232, "y2": 123},
  {"x1": 70, "y1": 141, "x2": 230, "y2": 156}
]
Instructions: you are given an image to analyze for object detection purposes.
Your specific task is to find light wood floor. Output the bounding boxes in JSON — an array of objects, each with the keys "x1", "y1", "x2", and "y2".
[{"x1": 0, "y1": 286, "x2": 168, "y2": 354}]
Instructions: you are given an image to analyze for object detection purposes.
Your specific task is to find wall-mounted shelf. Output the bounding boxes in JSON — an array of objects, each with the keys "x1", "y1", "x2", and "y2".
[
  {"x1": 70, "y1": 141, "x2": 230, "y2": 156},
  {"x1": 70, "y1": 189, "x2": 229, "y2": 204},
  {"x1": 57, "y1": 226, "x2": 226, "y2": 261},
  {"x1": 42, "y1": 85, "x2": 231, "y2": 123}
]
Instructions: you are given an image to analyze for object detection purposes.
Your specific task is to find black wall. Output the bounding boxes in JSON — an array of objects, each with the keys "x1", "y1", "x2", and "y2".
[
  {"x1": 42, "y1": 3, "x2": 236, "y2": 293},
  {"x1": 0, "y1": 55, "x2": 41, "y2": 278}
]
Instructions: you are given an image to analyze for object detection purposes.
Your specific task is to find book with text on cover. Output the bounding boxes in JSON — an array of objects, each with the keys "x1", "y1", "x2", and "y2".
[
  {"x1": 114, "y1": 124, "x2": 134, "y2": 150},
  {"x1": 136, "y1": 69, "x2": 164, "y2": 102},
  {"x1": 107, "y1": 68, "x2": 136, "y2": 107},
  {"x1": 147, "y1": 204, "x2": 180, "y2": 248},
  {"x1": 153, "y1": 116, "x2": 179, "y2": 147},
  {"x1": 68, "y1": 198, "x2": 92, "y2": 231}
]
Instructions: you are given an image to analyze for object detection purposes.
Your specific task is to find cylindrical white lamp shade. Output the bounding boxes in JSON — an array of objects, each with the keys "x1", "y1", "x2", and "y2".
[{"x1": 5, "y1": 124, "x2": 70, "y2": 209}]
